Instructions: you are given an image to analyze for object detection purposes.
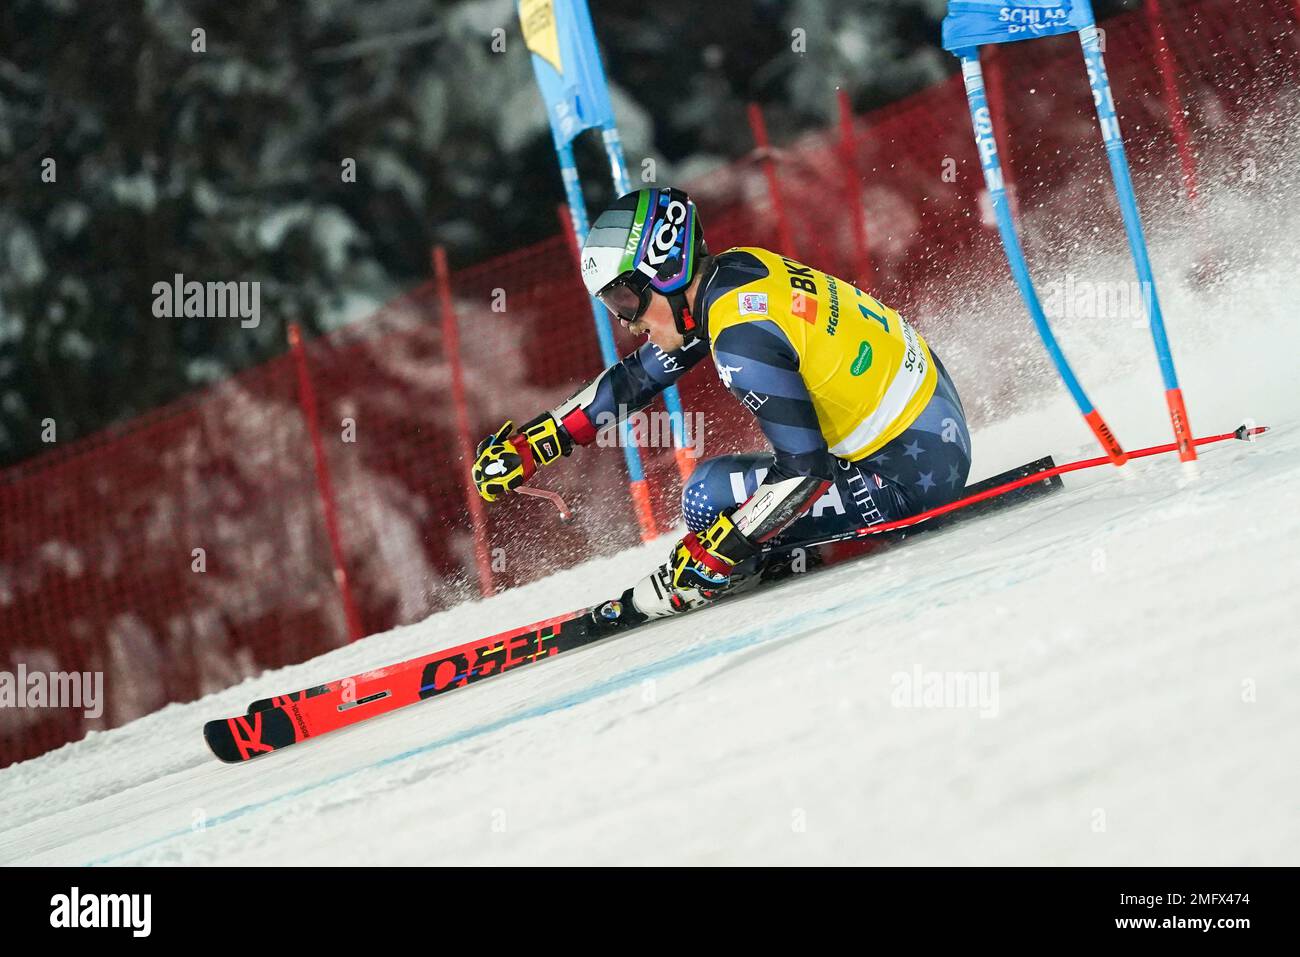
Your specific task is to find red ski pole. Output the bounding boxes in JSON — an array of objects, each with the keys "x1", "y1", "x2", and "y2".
[
  {"x1": 774, "y1": 425, "x2": 1268, "y2": 553},
  {"x1": 518, "y1": 485, "x2": 573, "y2": 522}
]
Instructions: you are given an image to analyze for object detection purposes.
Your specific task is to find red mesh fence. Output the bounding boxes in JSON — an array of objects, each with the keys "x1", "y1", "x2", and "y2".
[{"x1": 2, "y1": 0, "x2": 1297, "y2": 766}]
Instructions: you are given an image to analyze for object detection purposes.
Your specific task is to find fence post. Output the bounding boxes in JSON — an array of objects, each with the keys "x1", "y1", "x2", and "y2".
[
  {"x1": 1145, "y1": 0, "x2": 1199, "y2": 202},
  {"x1": 287, "y1": 322, "x2": 365, "y2": 642},
  {"x1": 747, "y1": 102, "x2": 799, "y2": 257},
  {"x1": 433, "y1": 246, "x2": 497, "y2": 598},
  {"x1": 836, "y1": 88, "x2": 875, "y2": 291}
]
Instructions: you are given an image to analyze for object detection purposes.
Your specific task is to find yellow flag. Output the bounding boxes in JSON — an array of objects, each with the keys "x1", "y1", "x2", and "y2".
[{"x1": 518, "y1": 0, "x2": 563, "y2": 75}]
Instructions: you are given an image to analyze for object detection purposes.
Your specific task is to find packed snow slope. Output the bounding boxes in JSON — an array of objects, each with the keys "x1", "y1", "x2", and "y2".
[{"x1": 3, "y1": 148, "x2": 1299, "y2": 866}]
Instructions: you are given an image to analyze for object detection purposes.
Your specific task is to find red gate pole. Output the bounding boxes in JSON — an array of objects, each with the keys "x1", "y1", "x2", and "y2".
[
  {"x1": 747, "y1": 102, "x2": 799, "y2": 257},
  {"x1": 433, "y1": 246, "x2": 496, "y2": 597},
  {"x1": 836, "y1": 88, "x2": 874, "y2": 291},
  {"x1": 1145, "y1": 0, "x2": 1199, "y2": 202},
  {"x1": 287, "y1": 322, "x2": 365, "y2": 642}
]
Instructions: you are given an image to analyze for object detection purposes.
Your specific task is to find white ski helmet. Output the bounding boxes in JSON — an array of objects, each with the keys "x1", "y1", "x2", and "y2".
[{"x1": 580, "y1": 187, "x2": 708, "y2": 340}]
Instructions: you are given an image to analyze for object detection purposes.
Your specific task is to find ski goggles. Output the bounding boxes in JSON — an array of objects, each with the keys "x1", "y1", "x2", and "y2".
[{"x1": 595, "y1": 273, "x2": 653, "y2": 325}]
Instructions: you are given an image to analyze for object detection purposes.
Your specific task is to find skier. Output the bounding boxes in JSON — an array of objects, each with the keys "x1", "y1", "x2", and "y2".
[{"x1": 471, "y1": 186, "x2": 971, "y2": 619}]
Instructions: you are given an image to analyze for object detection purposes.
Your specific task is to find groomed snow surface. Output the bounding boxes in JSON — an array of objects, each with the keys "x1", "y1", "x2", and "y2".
[{"x1": 3, "y1": 176, "x2": 1299, "y2": 866}]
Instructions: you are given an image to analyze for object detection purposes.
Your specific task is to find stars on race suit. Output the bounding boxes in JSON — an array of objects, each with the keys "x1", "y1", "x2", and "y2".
[
  {"x1": 946, "y1": 462, "x2": 963, "y2": 489},
  {"x1": 895, "y1": 434, "x2": 941, "y2": 501},
  {"x1": 682, "y1": 482, "x2": 718, "y2": 532}
]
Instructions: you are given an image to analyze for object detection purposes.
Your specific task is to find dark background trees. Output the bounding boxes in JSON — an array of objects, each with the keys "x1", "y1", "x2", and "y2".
[{"x1": 0, "y1": 0, "x2": 1135, "y2": 467}]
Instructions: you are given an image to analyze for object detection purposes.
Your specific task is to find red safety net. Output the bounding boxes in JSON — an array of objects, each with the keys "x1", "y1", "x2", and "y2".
[{"x1": 2, "y1": 0, "x2": 1297, "y2": 765}]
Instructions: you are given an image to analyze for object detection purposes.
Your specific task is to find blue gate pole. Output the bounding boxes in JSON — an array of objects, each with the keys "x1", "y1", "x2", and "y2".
[
  {"x1": 557, "y1": 142, "x2": 659, "y2": 539},
  {"x1": 957, "y1": 49, "x2": 1127, "y2": 465},
  {"x1": 1078, "y1": 21, "x2": 1196, "y2": 467},
  {"x1": 599, "y1": 124, "x2": 694, "y2": 482}
]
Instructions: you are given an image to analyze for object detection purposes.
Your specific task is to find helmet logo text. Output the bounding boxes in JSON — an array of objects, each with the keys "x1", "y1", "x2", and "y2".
[{"x1": 642, "y1": 199, "x2": 688, "y2": 270}]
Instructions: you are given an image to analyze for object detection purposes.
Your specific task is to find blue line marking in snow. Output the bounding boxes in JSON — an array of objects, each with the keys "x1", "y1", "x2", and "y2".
[{"x1": 86, "y1": 555, "x2": 1035, "y2": 866}]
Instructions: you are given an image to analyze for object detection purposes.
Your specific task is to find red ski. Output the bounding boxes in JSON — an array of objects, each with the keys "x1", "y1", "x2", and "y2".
[{"x1": 204, "y1": 607, "x2": 619, "y2": 762}]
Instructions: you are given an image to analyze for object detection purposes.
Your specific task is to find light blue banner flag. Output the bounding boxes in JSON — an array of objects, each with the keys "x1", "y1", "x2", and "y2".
[
  {"x1": 518, "y1": 0, "x2": 617, "y2": 148},
  {"x1": 942, "y1": 0, "x2": 1095, "y2": 51}
]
